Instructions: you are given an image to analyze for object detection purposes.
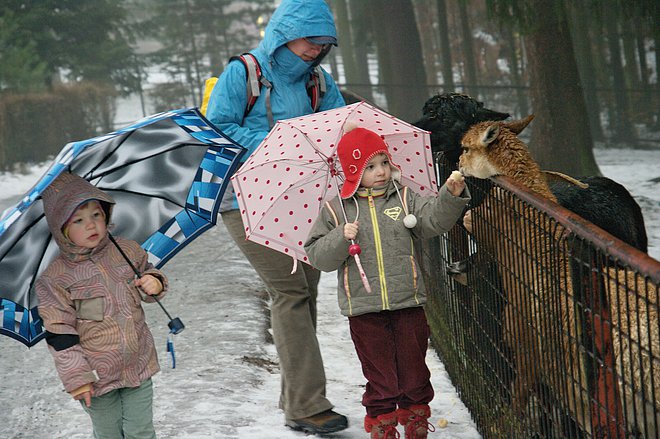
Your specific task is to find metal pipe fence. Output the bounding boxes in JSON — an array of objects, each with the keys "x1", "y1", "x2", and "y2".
[{"x1": 420, "y1": 160, "x2": 659, "y2": 438}]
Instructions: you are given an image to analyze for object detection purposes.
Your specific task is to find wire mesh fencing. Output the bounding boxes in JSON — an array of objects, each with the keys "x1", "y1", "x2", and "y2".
[{"x1": 420, "y1": 158, "x2": 659, "y2": 439}]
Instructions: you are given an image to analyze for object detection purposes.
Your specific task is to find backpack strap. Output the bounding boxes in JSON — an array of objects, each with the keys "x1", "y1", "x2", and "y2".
[
  {"x1": 307, "y1": 66, "x2": 327, "y2": 112},
  {"x1": 229, "y1": 53, "x2": 324, "y2": 127},
  {"x1": 229, "y1": 53, "x2": 274, "y2": 128}
]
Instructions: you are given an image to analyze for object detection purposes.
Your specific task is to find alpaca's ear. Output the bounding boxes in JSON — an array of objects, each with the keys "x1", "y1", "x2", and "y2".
[
  {"x1": 505, "y1": 114, "x2": 535, "y2": 135},
  {"x1": 481, "y1": 124, "x2": 500, "y2": 146}
]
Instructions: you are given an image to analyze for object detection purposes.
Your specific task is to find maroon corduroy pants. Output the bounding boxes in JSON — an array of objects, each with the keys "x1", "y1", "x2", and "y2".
[{"x1": 348, "y1": 306, "x2": 434, "y2": 417}]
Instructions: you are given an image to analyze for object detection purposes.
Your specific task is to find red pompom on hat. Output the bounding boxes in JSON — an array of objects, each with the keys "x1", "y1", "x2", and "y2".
[{"x1": 337, "y1": 124, "x2": 401, "y2": 199}]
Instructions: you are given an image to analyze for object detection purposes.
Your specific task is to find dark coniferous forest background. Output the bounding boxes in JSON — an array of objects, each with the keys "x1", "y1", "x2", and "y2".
[{"x1": 0, "y1": 0, "x2": 657, "y2": 175}]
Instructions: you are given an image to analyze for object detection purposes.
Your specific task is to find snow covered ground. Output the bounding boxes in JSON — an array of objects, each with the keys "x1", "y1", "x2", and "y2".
[
  {"x1": 0, "y1": 146, "x2": 657, "y2": 438},
  {"x1": 0, "y1": 178, "x2": 480, "y2": 438}
]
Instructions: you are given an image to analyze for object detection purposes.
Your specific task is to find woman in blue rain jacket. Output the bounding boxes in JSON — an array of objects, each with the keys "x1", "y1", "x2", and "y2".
[{"x1": 205, "y1": 0, "x2": 348, "y2": 435}]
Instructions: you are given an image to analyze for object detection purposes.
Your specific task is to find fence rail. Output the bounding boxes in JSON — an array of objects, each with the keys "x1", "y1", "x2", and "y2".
[{"x1": 421, "y1": 161, "x2": 659, "y2": 438}]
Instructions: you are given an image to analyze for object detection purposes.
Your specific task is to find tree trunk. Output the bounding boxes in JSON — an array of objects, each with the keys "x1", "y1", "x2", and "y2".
[
  {"x1": 435, "y1": 0, "x2": 455, "y2": 91},
  {"x1": 204, "y1": 9, "x2": 224, "y2": 76},
  {"x1": 184, "y1": 0, "x2": 202, "y2": 105},
  {"x1": 655, "y1": 25, "x2": 660, "y2": 129},
  {"x1": 636, "y1": 29, "x2": 649, "y2": 89},
  {"x1": 367, "y1": 0, "x2": 391, "y2": 103},
  {"x1": 634, "y1": 20, "x2": 656, "y2": 129},
  {"x1": 621, "y1": 16, "x2": 641, "y2": 91},
  {"x1": 413, "y1": 0, "x2": 439, "y2": 85},
  {"x1": 332, "y1": 1, "x2": 358, "y2": 83},
  {"x1": 347, "y1": 0, "x2": 374, "y2": 103},
  {"x1": 457, "y1": 0, "x2": 478, "y2": 96},
  {"x1": 501, "y1": 24, "x2": 527, "y2": 118},
  {"x1": 367, "y1": 0, "x2": 428, "y2": 121},
  {"x1": 603, "y1": 5, "x2": 637, "y2": 145},
  {"x1": 567, "y1": 1, "x2": 604, "y2": 141},
  {"x1": 522, "y1": 0, "x2": 599, "y2": 176}
]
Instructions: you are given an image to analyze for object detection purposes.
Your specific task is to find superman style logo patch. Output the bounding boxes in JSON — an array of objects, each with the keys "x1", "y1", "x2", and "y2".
[{"x1": 384, "y1": 207, "x2": 402, "y2": 221}]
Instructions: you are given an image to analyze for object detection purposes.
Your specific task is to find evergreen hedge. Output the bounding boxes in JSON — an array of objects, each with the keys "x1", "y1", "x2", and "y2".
[{"x1": 0, "y1": 83, "x2": 116, "y2": 170}]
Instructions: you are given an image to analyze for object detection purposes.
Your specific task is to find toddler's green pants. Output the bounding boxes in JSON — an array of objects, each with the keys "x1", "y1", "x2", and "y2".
[{"x1": 81, "y1": 378, "x2": 156, "y2": 439}]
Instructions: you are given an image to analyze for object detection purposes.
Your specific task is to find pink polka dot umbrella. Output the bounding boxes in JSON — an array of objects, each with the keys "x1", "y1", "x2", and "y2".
[{"x1": 230, "y1": 101, "x2": 437, "y2": 276}]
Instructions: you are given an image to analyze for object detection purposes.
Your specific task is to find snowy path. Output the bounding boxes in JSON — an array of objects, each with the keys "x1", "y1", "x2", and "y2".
[
  {"x1": 1, "y1": 146, "x2": 657, "y2": 438},
  {"x1": 0, "y1": 222, "x2": 480, "y2": 438}
]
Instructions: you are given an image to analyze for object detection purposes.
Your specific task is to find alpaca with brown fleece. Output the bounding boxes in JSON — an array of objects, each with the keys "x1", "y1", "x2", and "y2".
[
  {"x1": 414, "y1": 93, "x2": 648, "y2": 253},
  {"x1": 459, "y1": 116, "x2": 590, "y2": 435},
  {"x1": 604, "y1": 268, "x2": 659, "y2": 439},
  {"x1": 459, "y1": 116, "x2": 659, "y2": 438}
]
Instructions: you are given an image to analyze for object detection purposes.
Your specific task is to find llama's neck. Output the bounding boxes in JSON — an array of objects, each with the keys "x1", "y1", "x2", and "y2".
[
  {"x1": 508, "y1": 167, "x2": 557, "y2": 202},
  {"x1": 493, "y1": 137, "x2": 557, "y2": 202}
]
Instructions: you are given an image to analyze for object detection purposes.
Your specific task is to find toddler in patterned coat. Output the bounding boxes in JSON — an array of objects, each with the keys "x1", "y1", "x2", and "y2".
[{"x1": 36, "y1": 172, "x2": 167, "y2": 439}]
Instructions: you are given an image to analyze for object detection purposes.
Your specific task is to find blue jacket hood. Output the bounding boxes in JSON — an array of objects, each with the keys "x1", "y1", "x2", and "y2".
[
  {"x1": 259, "y1": 0, "x2": 338, "y2": 59},
  {"x1": 205, "y1": 0, "x2": 346, "y2": 213}
]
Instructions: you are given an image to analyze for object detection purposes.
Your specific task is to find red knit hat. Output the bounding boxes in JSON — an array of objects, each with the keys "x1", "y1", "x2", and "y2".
[{"x1": 337, "y1": 126, "x2": 401, "y2": 199}]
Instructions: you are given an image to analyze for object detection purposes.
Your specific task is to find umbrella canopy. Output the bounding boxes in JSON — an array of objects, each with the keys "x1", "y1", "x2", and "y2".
[
  {"x1": 0, "y1": 107, "x2": 246, "y2": 346},
  {"x1": 231, "y1": 101, "x2": 436, "y2": 267}
]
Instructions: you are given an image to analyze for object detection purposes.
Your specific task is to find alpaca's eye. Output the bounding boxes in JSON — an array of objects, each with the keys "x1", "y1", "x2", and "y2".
[{"x1": 461, "y1": 145, "x2": 469, "y2": 153}]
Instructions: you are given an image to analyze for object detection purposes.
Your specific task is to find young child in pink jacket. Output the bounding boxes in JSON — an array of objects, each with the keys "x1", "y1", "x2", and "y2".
[{"x1": 36, "y1": 172, "x2": 167, "y2": 439}]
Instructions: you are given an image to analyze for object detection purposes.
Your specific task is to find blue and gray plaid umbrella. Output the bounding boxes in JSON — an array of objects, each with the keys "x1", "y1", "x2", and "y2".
[{"x1": 0, "y1": 108, "x2": 245, "y2": 346}]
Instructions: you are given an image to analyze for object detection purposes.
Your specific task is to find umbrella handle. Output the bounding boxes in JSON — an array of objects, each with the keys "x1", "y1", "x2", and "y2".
[
  {"x1": 107, "y1": 234, "x2": 185, "y2": 334},
  {"x1": 331, "y1": 175, "x2": 371, "y2": 292}
]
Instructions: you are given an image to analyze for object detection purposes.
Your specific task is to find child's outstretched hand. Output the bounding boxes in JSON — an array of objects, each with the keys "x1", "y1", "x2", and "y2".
[
  {"x1": 135, "y1": 274, "x2": 163, "y2": 296},
  {"x1": 446, "y1": 170, "x2": 466, "y2": 197},
  {"x1": 344, "y1": 221, "x2": 359, "y2": 241}
]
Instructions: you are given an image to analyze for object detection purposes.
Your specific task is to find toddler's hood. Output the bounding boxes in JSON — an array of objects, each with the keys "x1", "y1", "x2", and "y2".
[{"x1": 42, "y1": 173, "x2": 115, "y2": 256}]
